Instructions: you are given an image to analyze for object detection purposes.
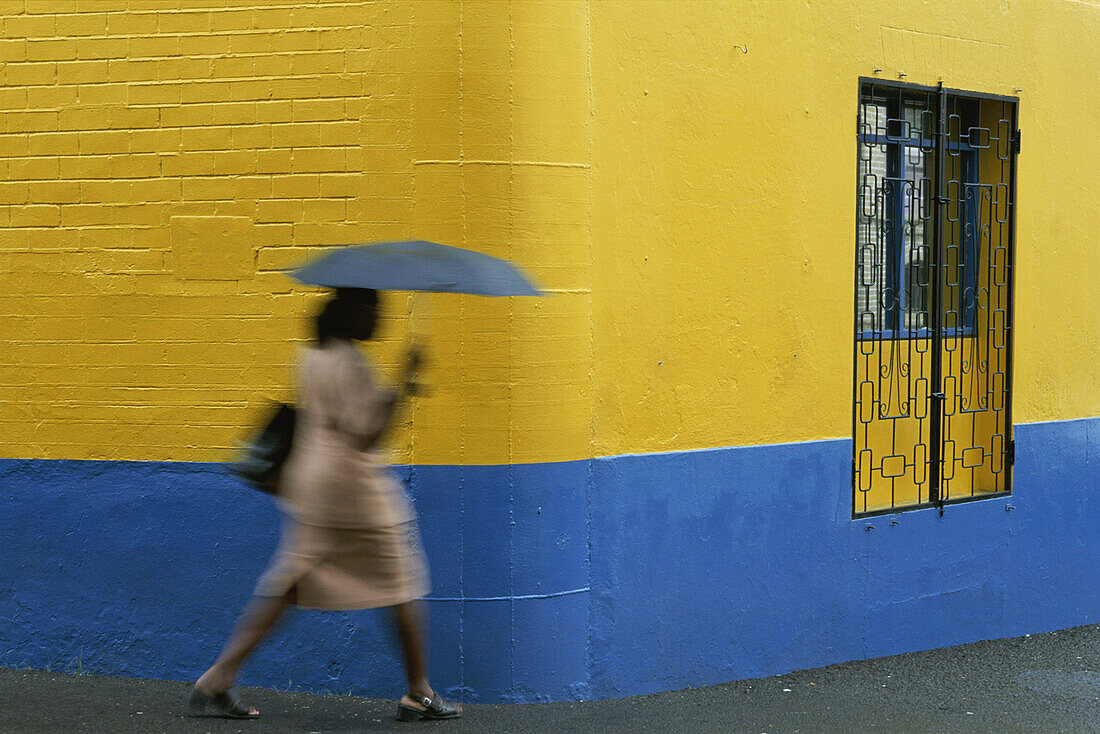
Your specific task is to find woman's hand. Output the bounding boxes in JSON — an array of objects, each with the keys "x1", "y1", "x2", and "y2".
[
  {"x1": 403, "y1": 345, "x2": 426, "y2": 396},
  {"x1": 406, "y1": 344, "x2": 425, "y2": 373}
]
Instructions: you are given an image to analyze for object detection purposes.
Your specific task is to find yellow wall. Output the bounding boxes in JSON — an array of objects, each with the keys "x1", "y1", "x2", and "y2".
[
  {"x1": 1, "y1": 1, "x2": 1097, "y2": 466},
  {"x1": 0, "y1": 1, "x2": 592, "y2": 465},
  {"x1": 588, "y1": 0, "x2": 1099, "y2": 456}
]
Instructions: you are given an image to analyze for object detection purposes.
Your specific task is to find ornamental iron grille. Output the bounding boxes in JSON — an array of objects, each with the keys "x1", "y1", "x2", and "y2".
[{"x1": 853, "y1": 79, "x2": 1019, "y2": 516}]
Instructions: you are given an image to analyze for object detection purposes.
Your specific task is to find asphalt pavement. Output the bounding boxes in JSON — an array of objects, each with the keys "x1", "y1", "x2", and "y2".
[{"x1": 2, "y1": 623, "x2": 1098, "y2": 733}]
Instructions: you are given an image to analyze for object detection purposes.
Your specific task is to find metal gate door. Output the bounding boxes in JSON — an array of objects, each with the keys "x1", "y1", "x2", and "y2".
[{"x1": 853, "y1": 80, "x2": 1019, "y2": 516}]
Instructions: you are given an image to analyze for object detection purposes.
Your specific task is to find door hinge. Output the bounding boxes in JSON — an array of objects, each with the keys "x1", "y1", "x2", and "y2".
[
  {"x1": 1014, "y1": 130, "x2": 1021, "y2": 154},
  {"x1": 1007, "y1": 439, "x2": 1016, "y2": 465}
]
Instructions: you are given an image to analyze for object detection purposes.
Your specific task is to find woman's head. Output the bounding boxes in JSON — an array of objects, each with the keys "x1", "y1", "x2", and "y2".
[{"x1": 315, "y1": 288, "x2": 380, "y2": 344}]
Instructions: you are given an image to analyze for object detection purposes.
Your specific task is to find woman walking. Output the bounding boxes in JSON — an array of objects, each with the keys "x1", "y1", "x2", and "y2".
[{"x1": 187, "y1": 287, "x2": 461, "y2": 722}]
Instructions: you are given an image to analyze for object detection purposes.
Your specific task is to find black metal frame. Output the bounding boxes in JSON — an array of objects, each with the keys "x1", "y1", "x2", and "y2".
[
  {"x1": 855, "y1": 76, "x2": 1020, "y2": 104},
  {"x1": 852, "y1": 78, "x2": 1020, "y2": 518}
]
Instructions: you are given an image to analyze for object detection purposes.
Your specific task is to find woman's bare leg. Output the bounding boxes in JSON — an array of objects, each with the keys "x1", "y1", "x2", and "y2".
[
  {"x1": 194, "y1": 589, "x2": 294, "y2": 711},
  {"x1": 394, "y1": 600, "x2": 432, "y2": 699},
  {"x1": 394, "y1": 600, "x2": 462, "y2": 717}
]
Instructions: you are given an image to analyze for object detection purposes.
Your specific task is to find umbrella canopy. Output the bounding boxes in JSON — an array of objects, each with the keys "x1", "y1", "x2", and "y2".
[{"x1": 287, "y1": 240, "x2": 541, "y2": 296}]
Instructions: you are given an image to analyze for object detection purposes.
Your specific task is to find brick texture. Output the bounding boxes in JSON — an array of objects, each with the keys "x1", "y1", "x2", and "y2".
[
  {"x1": 0, "y1": 2, "x2": 424, "y2": 460},
  {"x1": 0, "y1": 1, "x2": 594, "y2": 464}
]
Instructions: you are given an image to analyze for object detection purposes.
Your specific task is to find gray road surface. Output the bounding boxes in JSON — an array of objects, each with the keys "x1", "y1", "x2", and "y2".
[{"x1": 2, "y1": 624, "x2": 1098, "y2": 733}]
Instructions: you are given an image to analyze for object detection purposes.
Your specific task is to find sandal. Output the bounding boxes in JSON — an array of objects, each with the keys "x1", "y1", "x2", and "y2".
[
  {"x1": 396, "y1": 692, "x2": 462, "y2": 721},
  {"x1": 185, "y1": 685, "x2": 259, "y2": 719}
]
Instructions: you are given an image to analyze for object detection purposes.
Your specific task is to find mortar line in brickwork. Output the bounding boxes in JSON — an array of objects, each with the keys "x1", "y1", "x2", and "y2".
[
  {"x1": 878, "y1": 25, "x2": 1009, "y2": 48},
  {"x1": 413, "y1": 159, "x2": 590, "y2": 168},
  {"x1": 423, "y1": 587, "x2": 592, "y2": 603},
  {"x1": 584, "y1": 0, "x2": 596, "y2": 699},
  {"x1": 505, "y1": 0, "x2": 518, "y2": 699},
  {"x1": 454, "y1": 0, "x2": 468, "y2": 698}
]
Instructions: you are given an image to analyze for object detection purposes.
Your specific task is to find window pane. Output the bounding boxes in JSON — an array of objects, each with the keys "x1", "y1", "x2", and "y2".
[
  {"x1": 857, "y1": 102, "x2": 888, "y2": 334},
  {"x1": 901, "y1": 142, "x2": 931, "y2": 332}
]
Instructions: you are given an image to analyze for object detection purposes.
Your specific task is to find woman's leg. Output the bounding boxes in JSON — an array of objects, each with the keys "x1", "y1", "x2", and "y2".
[
  {"x1": 393, "y1": 600, "x2": 463, "y2": 717},
  {"x1": 195, "y1": 587, "x2": 295, "y2": 702},
  {"x1": 394, "y1": 600, "x2": 462, "y2": 719},
  {"x1": 394, "y1": 600, "x2": 432, "y2": 699}
]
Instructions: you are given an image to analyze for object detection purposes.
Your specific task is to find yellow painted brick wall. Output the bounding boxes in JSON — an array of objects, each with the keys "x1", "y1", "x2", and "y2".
[
  {"x1": 6, "y1": 1, "x2": 1094, "y2": 466},
  {"x1": 0, "y1": 1, "x2": 593, "y2": 464}
]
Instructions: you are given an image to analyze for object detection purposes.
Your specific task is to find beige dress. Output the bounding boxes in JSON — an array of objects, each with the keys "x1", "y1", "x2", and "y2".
[{"x1": 255, "y1": 340, "x2": 429, "y2": 610}]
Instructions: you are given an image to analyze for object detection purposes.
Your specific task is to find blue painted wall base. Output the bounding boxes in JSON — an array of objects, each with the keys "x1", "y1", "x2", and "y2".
[{"x1": 1, "y1": 417, "x2": 1096, "y2": 702}]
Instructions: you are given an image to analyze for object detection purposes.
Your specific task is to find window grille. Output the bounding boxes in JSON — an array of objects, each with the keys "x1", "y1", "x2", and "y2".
[{"x1": 853, "y1": 80, "x2": 1019, "y2": 516}]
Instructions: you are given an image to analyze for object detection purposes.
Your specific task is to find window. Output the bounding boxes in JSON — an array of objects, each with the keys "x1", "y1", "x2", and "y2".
[{"x1": 853, "y1": 80, "x2": 1019, "y2": 516}]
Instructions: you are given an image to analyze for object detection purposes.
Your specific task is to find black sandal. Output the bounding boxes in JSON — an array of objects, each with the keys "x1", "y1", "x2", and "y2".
[
  {"x1": 185, "y1": 685, "x2": 259, "y2": 719},
  {"x1": 396, "y1": 692, "x2": 462, "y2": 721}
]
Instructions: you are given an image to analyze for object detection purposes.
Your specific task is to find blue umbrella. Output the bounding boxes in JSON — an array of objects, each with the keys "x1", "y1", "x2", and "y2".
[{"x1": 287, "y1": 240, "x2": 541, "y2": 296}]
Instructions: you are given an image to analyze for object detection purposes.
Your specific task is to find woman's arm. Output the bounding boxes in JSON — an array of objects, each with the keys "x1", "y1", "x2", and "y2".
[{"x1": 330, "y1": 344, "x2": 424, "y2": 450}]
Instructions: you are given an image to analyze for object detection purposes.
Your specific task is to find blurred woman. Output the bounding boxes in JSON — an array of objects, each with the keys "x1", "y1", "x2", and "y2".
[{"x1": 187, "y1": 287, "x2": 460, "y2": 722}]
